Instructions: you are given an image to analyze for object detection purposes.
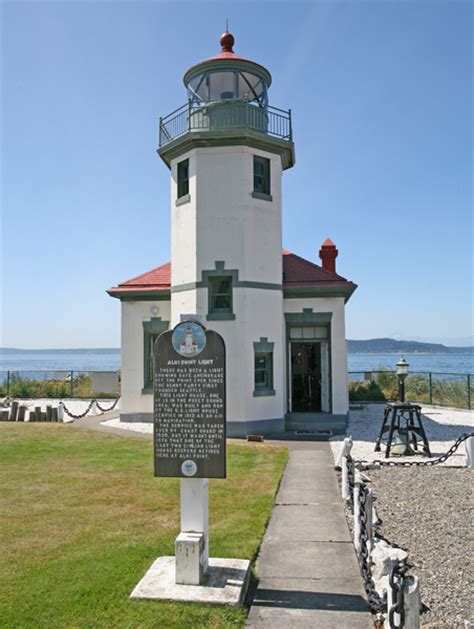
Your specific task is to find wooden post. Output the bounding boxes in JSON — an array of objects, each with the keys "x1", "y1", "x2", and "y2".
[
  {"x1": 52, "y1": 407, "x2": 59, "y2": 422},
  {"x1": 35, "y1": 406, "x2": 42, "y2": 422},
  {"x1": 10, "y1": 401, "x2": 19, "y2": 421},
  {"x1": 46, "y1": 405, "x2": 52, "y2": 421},
  {"x1": 0, "y1": 410, "x2": 9, "y2": 421},
  {"x1": 29, "y1": 411, "x2": 36, "y2": 422},
  {"x1": 465, "y1": 436, "x2": 474, "y2": 468},
  {"x1": 18, "y1": 406, "x2": 27, "y2": 422}
]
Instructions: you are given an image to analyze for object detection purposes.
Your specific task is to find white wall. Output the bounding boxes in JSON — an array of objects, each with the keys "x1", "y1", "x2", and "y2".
[
  {"x1": 121, "y1": 300, "x2": 171, "y2": 415},
  {"x1": 169, "y1": 145, "x2": 286, "y2": 427},
  {"x1": 283, "y1": 297, "x2": 349, "y2": 415},
  {"x1": 170, "y1": 146, "x2": 283, "y2": 289}
]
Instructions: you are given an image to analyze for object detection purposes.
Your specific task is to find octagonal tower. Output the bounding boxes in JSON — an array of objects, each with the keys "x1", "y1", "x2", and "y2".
[{"x1": 158, "y1": 32, "x2": 295, "y2": 436}]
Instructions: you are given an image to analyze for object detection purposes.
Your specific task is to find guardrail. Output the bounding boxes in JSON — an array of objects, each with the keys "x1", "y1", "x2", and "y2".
[
  {"x1": 348, "y1": 370, "x2": 473, "y2": 410},
  {"x1": 159, "y1": 100, "x2": 292, "y2": 147},
  {"x1": 0, "y1": 370, "x2": 120, "y2": 399}
]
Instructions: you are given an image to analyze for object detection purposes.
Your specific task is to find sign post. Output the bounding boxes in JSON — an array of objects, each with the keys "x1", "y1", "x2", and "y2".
[
  {"x1": 154, "y1": 320, "x2": 226, "y2": 585},
  {"x1": 130, "y1": 320, "x2": 250, "y2": 605}
]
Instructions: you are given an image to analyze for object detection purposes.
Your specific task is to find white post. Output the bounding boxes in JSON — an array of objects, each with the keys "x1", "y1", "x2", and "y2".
[
  {"x1": 335, "y1": 436, "x2": 353, "y2": 469},
  {"x1": 365, "y1": 488, "x2": 373, "y2": 553},
  {"x1": 175, "y1": 478, "x2": 209, "y2": 585},
  {"x1": 353, "y1": 470, "x2": 361, "y2": 553},
  {"x1": 465, "y1": 436, "x2": 474, "y2": 468},
  {"x1": 341, "y1": 455, "x2": 350, "y2": 500},
  {"x1": 89, "y1": 400, "x2": 98, "y2": 416},
  {"x1": 57, "y1": 403, "x2": 64, "y2": 422}
]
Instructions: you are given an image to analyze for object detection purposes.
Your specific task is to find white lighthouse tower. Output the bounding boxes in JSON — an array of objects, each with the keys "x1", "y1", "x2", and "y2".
[
  {"x1": 159, "y1": 31, "x2": 295, "y2": 436},
  {"x1": 109, "y1": 30, "x2": 357, "y2": 436}
]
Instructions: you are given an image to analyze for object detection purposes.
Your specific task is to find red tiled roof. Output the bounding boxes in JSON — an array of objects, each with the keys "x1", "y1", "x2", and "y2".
[
  {"x1": 282, "y1": 251, "x2": 351, "y2": 287},
  {"x1": 107, "y1": 252, "x2": 355, "y2": 297},
  {"x1": 107, "y1": 262, "x2": 171, "y2": 295}
]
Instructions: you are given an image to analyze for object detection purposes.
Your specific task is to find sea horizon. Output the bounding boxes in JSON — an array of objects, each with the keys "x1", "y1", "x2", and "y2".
[{"x1": 0, "y1": 348, "x2": 472, "y2": 375}]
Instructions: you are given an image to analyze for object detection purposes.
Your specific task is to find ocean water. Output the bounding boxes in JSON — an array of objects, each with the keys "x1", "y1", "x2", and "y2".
[
  {"x1": 0, "y1": 350, "x2": 472, "y2": 375},
  {"x1": 348, "y1": 352, "x2": 473, "y2": 374},
  {"x1": 0, "y1": 352, "x2": 121, "y2": 374}
]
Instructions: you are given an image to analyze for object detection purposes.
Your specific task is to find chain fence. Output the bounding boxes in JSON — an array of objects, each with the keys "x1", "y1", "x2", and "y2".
[{"x1": 344, "y1": 432, "x2": 473, "y2": 627}]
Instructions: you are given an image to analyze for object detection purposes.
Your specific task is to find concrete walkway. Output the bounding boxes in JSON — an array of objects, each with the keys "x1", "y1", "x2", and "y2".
[{"x1": 246, "y1": 442, "x2": 373, "y2": 628}]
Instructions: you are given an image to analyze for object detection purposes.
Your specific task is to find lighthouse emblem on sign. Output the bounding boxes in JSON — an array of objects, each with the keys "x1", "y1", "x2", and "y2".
[{"x1": 172, "y1": 322, "x2": 206, "y2": 358}]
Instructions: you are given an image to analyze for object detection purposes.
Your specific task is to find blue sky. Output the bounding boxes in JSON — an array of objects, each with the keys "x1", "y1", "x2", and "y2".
[{"x1": 1, "y1": 1, "x2": 472, "y2": 348}]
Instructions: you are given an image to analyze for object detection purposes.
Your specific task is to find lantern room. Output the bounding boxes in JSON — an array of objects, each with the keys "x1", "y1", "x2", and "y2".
[{"x1": 183, "y1": 32, "x2": 271, "y2": 107}]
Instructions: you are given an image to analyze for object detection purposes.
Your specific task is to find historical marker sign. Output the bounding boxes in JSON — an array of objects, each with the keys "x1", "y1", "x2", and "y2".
[{"x1": 153, "y1": 321, "x2": 226, "y2": 478}]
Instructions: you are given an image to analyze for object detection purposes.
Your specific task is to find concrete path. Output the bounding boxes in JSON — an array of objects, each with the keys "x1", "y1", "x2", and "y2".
[{"x1": 246, "y1": 442, "x2": 373, "y2": 628}]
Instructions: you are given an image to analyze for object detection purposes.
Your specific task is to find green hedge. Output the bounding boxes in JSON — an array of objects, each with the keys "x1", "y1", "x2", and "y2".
[
  {"x1": 349, "y1": 369, "x2": 472, "y2": 409},
  {"x1": 0, "y1": 373, "x2": 119, "y2": 399}
]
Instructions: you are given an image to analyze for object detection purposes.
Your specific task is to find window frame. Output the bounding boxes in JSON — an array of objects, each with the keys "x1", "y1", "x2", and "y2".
[
  {"x1": 253, "y1": 337, "x2": 276, "y2": 397},
  {"x1": 253, "y1": 155, "x2": 271, "y2": 198},
  {"x1": 177, "y1": 158, "x2": 189, "y2": 200},
  {"x1": 142, "y1": 317, "x2": 169, "y2": 393},
  {"x1": 208, "y1": 275, "x2": 233, "y2": 317}
]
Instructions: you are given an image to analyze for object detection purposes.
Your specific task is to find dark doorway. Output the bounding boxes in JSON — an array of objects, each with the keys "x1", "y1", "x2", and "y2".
[{"x1": 291, "y1": 342, "x2": 322, "y2": 412}]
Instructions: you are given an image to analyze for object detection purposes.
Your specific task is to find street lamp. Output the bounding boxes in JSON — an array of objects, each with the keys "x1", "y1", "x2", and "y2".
[{"x1": 396, "y1": 357, "x2": 409, "y2": 403}]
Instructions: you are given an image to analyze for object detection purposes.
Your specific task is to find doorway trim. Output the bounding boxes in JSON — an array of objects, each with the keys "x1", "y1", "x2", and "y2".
[{"x1": 284, "y1": 310, "x2": 332, "y2": 414}]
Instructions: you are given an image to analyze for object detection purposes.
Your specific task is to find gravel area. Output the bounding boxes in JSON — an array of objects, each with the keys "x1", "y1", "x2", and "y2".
[
  {"x1": 101, "y1": 418, "x2": 152, "y2": 434},
  {"x1": 369, "y1": 466, "x2": 473, "y2": 628},
  {"x1": 330, "y1": 403, "x2": 474, "y2": 466}
]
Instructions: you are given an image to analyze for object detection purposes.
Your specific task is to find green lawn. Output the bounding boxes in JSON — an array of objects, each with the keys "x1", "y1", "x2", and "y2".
[{"x1": 0, "y1": 424, "x2": 287, "y2": 629}]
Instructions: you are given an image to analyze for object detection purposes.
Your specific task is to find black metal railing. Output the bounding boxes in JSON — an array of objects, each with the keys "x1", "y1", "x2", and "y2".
[
  {"x1": 159, "y1": 100, "x2": 292, "y2": 147},
  {"x1": 348, "y1": 370, "x2": 473, "y2": 410}
]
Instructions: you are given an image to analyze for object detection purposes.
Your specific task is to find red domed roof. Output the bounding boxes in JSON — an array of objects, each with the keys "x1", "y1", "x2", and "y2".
[{"x1": 183, "y1": 31, "x2": 272, "y2": 87}]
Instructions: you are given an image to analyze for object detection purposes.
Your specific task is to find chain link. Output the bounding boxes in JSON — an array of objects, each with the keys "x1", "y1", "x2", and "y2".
[
  {"x1": 358, "y1": 432, "x2": 473, "y2": 470},
  {"x1": 96, "y1": 399, "x2": 119, "y2": 413},
  {"x1": 61, "y1": 398, "x2": 120, "y2": 419},
  {"x1": 61, "y1": 400, "x2": 95, "y2": 419},
  {"x1": 388, "y1": 562, "x2": 407, "y2": 628},
  {"x1": 357, "y1": 482, "x2": 385, "y2": 613}
]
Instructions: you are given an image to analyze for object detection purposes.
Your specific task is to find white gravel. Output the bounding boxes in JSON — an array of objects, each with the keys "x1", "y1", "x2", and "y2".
[
  {"x1": 101, "y1": 418, "x2": 153, "y2": 434},
  {"x1": 330, "y1": 403, "x2": 474, "y2": 467}
]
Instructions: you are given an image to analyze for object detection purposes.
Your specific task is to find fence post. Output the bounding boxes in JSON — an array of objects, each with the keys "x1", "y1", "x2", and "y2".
[
  {"x1": 70, "y1": 371, "x2": 74, "y2": 398},
  {"x1": 468, "y1": 374, "x2": 471, "y2": 411},
  {"x1": 353, "y1": 471, "x2": 361, "y2": 553},
  {"x1": 429, "y1": 372, "x2": 432, "y2": 405},
  {"x1": 6, "y1": 370, "x2": 10, "y2": 396}
]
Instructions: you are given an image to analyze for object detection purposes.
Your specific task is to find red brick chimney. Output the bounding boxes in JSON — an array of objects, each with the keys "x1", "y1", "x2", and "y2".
[{"x1": 319, "y1": 238, "x2": 338, "y2": 273}]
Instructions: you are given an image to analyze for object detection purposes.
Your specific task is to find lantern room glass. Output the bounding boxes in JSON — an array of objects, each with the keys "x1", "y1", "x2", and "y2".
[{"x1": 187, "y1": 68, "x2": 269, "y2": 107}]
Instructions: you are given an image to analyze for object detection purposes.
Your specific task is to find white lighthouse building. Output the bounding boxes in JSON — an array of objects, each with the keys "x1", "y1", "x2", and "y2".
[{"x1": 108, "y1": 32, "x2": 357, "y2": 437}]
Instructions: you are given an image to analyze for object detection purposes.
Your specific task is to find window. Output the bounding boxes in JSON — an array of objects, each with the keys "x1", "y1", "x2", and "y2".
[
  {"x1": 142, "y1": 317, "x2": 169, "y2": 392},
  {"x1": 253, "y1": 156, "x2": 271, "y2": 196},
  {"x1": 255, "y1": 353, "x2": 273, "y2": 390},
  {"x1": 209, "y1": 276, "x2": 232, "y2": 314},
  {"x1": 177, "y1": 159, "x2": 189, "y2": 199},
  {"x1": 145, "y1": 334, "x2": 159, "y2": 388},
  {"x1": 253, "y1": 337, "x2": 275, "y2": 396}
]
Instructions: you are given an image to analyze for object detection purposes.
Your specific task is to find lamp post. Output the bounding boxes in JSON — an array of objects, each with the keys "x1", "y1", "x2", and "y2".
[{"x1": 396, "y1": 357, "x2": 409, "y2": 403}]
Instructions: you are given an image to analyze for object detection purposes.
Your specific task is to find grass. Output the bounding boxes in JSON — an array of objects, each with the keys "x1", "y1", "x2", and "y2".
[{"x1": 0, "y1": 424, "x2": 288, "y2": 629}]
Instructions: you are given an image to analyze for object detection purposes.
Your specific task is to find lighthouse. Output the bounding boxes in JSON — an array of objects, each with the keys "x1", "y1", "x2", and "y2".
[
  {"x1": 108, "y1": 32, "x2": 357, "y2": 437},
  {"x1": 158, "y1": 31, "x2": 294, "y2": 435}
]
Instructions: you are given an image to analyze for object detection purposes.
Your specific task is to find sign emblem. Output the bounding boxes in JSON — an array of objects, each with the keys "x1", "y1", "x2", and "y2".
[
  {"x1": 172, "y1": 322, "x2": 206, "y2": 358},
  {"x1": 181, "y1": 460, "x2": 198, "y2": 477}
]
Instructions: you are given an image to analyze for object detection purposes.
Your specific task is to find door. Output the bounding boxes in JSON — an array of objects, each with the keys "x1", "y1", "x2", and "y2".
[{"x1": 291, "y1": 342, "x2": 322, "y2": 412}]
